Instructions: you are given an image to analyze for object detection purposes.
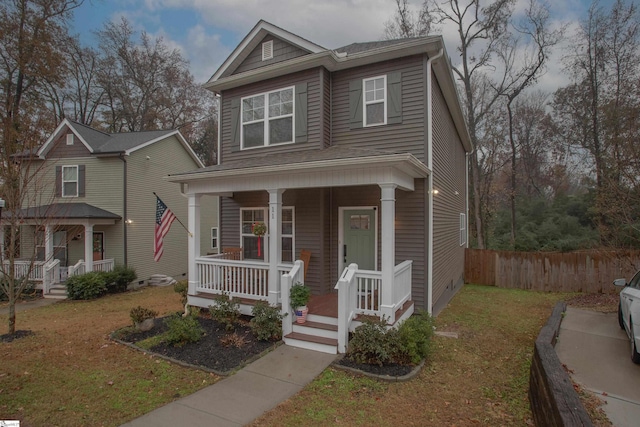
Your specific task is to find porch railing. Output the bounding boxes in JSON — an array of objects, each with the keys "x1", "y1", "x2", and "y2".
[
  {"x1": 1, "y1": 260, "x2": 46, "y2": 281},
  {"x1": 43, "y1": 259, "x2": 61, "y2": 295},
  {"x1": 68, "y1": 259, "x2": 85, "y2": 277},
  {"x1": 196, "y1": 257, "x2": 269, "y2": 299},
  {"x1": 280, "y1": 260, "x2": 304, "y2": 337},
  {"x1": 68, "y1": 259, "x2": 115, "y2": 277},
  {"x1": 335, "y1": 260, "x2": 413, "y2": 353}
]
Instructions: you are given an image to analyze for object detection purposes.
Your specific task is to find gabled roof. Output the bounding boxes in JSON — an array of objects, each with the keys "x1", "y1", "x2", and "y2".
[
  {"x1": 209, "y1": 20, "x2": 326, "y2": 83},
  {"x1": 36, "y1": 119, "x2": 204, "y2": 167}
]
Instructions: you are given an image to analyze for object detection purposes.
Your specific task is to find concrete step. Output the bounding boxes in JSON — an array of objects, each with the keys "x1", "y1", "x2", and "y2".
[
  {"x1": 283, "y1": 332, "x2": 338, "y2": 354},
  {"x1": 292, "y1": 320, "x2": 338, "y2": 339},
  {"x1": 149, "y1": 274, "x2": 176, "y2": 287},
  {"x1": 44, "y1": 285, "x2": 68, "y2": 300}
]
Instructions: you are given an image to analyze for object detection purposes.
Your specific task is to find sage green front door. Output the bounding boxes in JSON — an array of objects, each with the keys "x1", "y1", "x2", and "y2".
[{"x1": 343, "y1": 209, "x2": 376, "y2": 271}]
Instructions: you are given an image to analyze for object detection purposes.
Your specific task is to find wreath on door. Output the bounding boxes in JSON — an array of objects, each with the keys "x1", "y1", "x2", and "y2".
[{"x1": 252, "y1": 222, "x2": 267, "y2": 256}]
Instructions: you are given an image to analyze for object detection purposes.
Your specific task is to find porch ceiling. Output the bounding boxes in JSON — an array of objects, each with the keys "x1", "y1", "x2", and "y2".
[{"x1": 167, "y1": 147, "x2": 430, "y2": 194}]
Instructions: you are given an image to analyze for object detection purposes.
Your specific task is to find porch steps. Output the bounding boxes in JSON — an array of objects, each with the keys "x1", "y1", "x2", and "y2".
[
  {"x1": 44, "y1": 285, "x2": 67, "y2": 300},
  {"x1": 284, "y1": 313, "x2": 339, "y2": 354}
]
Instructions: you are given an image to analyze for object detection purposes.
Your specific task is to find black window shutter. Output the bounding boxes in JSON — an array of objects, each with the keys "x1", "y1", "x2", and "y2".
[
  {"x1": 387, "y1": 72, "x2": 402, "y2": 124},
  {"x1": 55, "y1": 166, "x2": 62, "y2": 197},
  {"x1": 78, "y1": 165, "x2": 85, "y2": 197},
  {"x1": 230, "y1": 98, "x2": 241, "y2": 152},
  {"x1": 349, "y1": 79, "x2": 363, "y2": 129},
  {"x1": 295, "y1": 83, "x2": 308, "y2": 143}
]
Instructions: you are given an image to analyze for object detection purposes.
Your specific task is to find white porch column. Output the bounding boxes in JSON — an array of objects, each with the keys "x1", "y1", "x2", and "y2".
[
  {"x1": 187, "y1": 194, "x2": 201, "y2": 296},
  {"x1": 380, "y1": 184, "x2": 396, "y2": 322},
  {"x1": 268, "y1": 189, "x2": 283, "y2": 305},
  {"x1": 84, "y1": 223, "x2": 93, "y2": 272},
  {"x1": 44, "y1": 225, "x2": 54, "y2": 263}
]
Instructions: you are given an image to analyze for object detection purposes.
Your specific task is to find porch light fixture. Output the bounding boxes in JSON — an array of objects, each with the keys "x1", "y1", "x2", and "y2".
[
  {"x1": 430, "y1": 189, "x2": 439, "y2": 195},
  {"x1": 125, "y1": 219, "x2": 133, "y2": 224}
]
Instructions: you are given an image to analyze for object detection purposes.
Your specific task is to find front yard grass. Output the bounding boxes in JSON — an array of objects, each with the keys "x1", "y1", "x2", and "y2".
[
  {"x1": 251, "y1": 285, "x2": 569, "y2": 426},
  {"x1": 0, "y1": 286, "x2": 215, "y2": 426}
]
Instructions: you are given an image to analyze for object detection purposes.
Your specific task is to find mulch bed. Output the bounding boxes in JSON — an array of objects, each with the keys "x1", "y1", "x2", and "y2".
[{"x1": 114, "y1": 315, "x2": 278, "y2": 374}]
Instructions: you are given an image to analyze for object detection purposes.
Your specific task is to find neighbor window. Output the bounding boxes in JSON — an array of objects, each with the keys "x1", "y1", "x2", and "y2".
[
  {"x1": 460, "y1": 213, "x2": 467, "y2": 246},
  {"x1": 363, "y1": 75, "x2": 386, "y2": 126},
  {"x1": 211, "y1": 227, "x2": 218, "y2": 251},
  {"x1": 240, "y1": 207, "x2": 295, "y2": 261},
  {"x1": 241, "y1": 87, "x2": 294, "y2": 149},
  {"x1": 62, "y1": 166, "x2": 78, "y2": 197}
]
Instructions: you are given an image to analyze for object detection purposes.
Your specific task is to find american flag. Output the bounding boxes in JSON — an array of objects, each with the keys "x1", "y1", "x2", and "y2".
[{"x1": 154, "y1": 195, "x2": 176, "y2": 262}]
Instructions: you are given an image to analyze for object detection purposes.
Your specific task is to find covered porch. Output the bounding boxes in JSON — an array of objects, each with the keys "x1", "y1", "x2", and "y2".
[{"x1": 168, "y1": 147, "x2": 431, "y2": 353}]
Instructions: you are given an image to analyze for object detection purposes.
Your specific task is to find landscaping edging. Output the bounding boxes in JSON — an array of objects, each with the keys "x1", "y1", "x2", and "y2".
[
  {"x1": 332, "y1": 354, "x2": 425, "y2": 382},
  {"x1": 528, "y1": 301, "x2": 593, "y2": 426}
]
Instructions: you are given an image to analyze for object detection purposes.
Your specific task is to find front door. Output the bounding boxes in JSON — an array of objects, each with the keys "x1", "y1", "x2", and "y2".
[
  {"x1": 93, "y1": 232, "x2": 104, "y2": 262},
  {"x1": 342, "y1": 209, "x2": 376, "y2": 271}
]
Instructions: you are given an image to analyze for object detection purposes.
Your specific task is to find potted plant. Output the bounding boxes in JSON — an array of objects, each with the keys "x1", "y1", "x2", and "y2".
[{"x1": 290, "y1": 282, "x2": 311, "y2": 324}]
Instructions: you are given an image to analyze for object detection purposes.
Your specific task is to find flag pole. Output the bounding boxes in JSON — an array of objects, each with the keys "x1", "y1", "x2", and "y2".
[{"x1": 153, "y1": 192, "x2": 193, "y2": 237}]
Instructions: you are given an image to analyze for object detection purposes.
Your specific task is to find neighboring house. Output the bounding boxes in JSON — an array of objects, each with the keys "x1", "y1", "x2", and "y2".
[
  {"x1": 168, "y1": 20, "x2": 472, "y2": 354},
  {"x1": 0, "y1": 119, "x2": 218, "y2": 297}
]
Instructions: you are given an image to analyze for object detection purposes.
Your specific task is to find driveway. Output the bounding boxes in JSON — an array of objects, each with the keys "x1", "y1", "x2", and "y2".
[{"x1": 555, "y1": 307, "x2": 640, "y2": 427}]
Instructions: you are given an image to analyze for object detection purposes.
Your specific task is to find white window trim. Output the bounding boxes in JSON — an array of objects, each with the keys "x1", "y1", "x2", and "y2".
[
  {"x1": 66, "y1": 134, "x2": 74, "y2": 145},
  {"x1": 363, "y1": 75, "x2": 387, "y2": 127},
  {"x1": 240, "y1": 86, "x2": 295, "y2": 150},
  {"x1": 62, "y1": 165, "x2": 78, "y2": 198},
  {"x1": 262, "y1": 40, "x2": 273, "y2": 61},
  {"x1": 211, "y1": 227, "x2": 219, "y2": 251},
  {"x1": 460, "y1": 213, "x2": 467, "y2": 246},
  {"x1": 239, "y1": 206, "x2": 295, "y2": 261}
]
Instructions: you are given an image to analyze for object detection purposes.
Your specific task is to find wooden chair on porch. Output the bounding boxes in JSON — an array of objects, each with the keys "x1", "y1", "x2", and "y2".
[
  {"x1": 300, "y1": 249, "x2": 311, "y2": 281},
  {"x1": 223, "y1": 247, "x2": 243, "y2": 260}
]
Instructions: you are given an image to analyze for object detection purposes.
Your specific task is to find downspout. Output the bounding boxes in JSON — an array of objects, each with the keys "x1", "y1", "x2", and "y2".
[
  {"x1": 426, "y1": 48, "x2": 443, "y2": 316},
  {"x1": 465, "y1": 152, "x2": 470, "y2": 248},
  {"x1": 119, "y1": 154, "x2": 128, "y2": 266},
  {"x1": 216, "y1": 93, "x2": 222, "y2": 166}
]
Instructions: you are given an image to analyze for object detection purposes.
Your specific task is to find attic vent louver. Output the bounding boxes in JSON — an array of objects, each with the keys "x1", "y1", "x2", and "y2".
[{"x1": 262, "y1": 40, "x2": 273, "y2": 61}]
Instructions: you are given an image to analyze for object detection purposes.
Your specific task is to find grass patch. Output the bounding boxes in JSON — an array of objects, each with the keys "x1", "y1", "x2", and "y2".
[
  {"x1": 0, "y1": 286, "x2": 216, "y2": 426},
  {"x1": 250, "y1": 285, "x2": 570, "y2": 426}
]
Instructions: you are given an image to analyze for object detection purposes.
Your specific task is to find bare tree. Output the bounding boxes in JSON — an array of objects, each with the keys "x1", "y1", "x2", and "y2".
[
  {"x1": 0, "y1": 0, "x2": 83, "y2": 335},
  {"x1": 383, "y1": 0, "x2": 433, "y2": 39}
]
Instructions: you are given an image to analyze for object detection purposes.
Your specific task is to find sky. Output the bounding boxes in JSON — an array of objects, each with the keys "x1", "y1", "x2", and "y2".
[{"x1": 71, "y1": 0, "x2": 615, "y2": 90}]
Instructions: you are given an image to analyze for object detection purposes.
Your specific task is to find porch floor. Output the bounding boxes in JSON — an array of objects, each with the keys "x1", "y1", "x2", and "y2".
[{"x1": 307, "y1": 293, "x2": 338, "y2": 318}]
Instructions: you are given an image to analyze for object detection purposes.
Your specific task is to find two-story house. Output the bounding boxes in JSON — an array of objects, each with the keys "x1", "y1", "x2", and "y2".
[
  {"x1": 168, "y1": 21, "x2": 472, "y2": 354},
  {"x1": 1, "y1": 119, "x2": 218, "y2": 296}
]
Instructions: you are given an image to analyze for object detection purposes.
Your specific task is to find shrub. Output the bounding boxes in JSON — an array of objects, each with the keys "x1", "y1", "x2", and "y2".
[
  {"x1": 66, "y1": 272, "x2": 108, "y2": 300},
  {"x1": 129, "y1": 306, "x2": 158, "y2": 326},
  {"x1": 220, "y1": 332, "x2": 248, "y2": 348},
  {"x1": 163, "y1": 314, "x2": 204, "y2": 347},
  {"x1": 174, "y1": 280, "x2": 188, "y2": 306},
  {"x1": 346, "y1": 317, "x2": 400, "y2": 366},
  {"x1": 250, "y1": 301, "x2": 284, "y2": 341},
  {"x1": 397, "y1": 310, "x2": 434, "y2": 364},
  {"x1": 106, "y1": 265, "x2": 137, "y2": 294},
  {"x1": 209, "y1": 293, "x2": 241, "y2": 332}
]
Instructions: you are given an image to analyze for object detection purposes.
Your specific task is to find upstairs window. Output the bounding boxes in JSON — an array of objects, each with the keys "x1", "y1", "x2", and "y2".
[
  {"x1": 363, "y1": 76, "x2": 386, "y2": 126},
  {"x1": 62, "y1": 165, "x2": 78, "y2": 197},
  {"x1": 262, "y1": 40, "x2": 273, "y2": 61},
  {"x1": 241, "y1": 87, "x2": 294, "y2": 149}
]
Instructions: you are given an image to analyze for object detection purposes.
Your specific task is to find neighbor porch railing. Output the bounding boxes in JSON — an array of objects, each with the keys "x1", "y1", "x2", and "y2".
[
  {"x1": 1, "y1": 260, "x2": 46, "y2": 281},
  {"x1": 43, "y1": 259, "x2": 61, "y2": 295},
  {"x1": 335, "y1": 260, "x2": 413, "y2": 353},
  {"x1": 68, "y1": 259, "x2": 115, "y2": 277}
]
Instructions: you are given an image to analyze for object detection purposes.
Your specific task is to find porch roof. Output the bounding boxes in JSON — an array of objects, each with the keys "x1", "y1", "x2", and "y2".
[
  {"x1": 166, "y1": 147, "x2": 431, "y2": 193},
  {"x1": 1, "y1": 203, "x2": 121, "y2": 222}
]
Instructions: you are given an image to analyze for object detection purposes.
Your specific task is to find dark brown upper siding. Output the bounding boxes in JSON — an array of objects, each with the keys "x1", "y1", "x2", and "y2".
[
  {"x1": 431, "y1": 72, "x2": 466, "y2": 307},
  {"x1": 331, "y1": 55, "x2": 426, "y2": 160},
  {"x1": 396, "y1": 179, "x2": 427, "y2": 309},
  {"x1": 219, "y1": 68, "x2": 323, "y2": 163},
  {"x1": 228, "y1": 35, "x2": 310, "y2": 77},
  {"x1": 46, "y1": 131, "x2": 91, "y2": 158}
]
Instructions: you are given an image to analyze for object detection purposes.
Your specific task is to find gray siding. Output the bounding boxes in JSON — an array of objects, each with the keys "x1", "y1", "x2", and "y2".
[
  {"x1": 219, "y1": 68, "x2": 323, "y2": 163},
  {"x1": 228, "y1": 35, "x2": 310, "y2": 77},
  {"x1": 321, "y1": 68, "x2": 331, "y2": 148},
  {"x1": 331, "y1": 55, "x2": 426, "y2": 161},
  {"x1": 431, "y1": 72, "x2": 467, "y2": 310},
  {"x1": 46, "y1": 131, "x2": 92, "y2": 158}
]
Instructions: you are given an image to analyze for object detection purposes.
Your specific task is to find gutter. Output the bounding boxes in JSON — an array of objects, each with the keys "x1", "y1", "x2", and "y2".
[
  {"x1": 119, "y1": 154, "x2": 128, "y2": 266},
  {"x1": 426, "y1": 48, "x2": 444, "y2": 316}
]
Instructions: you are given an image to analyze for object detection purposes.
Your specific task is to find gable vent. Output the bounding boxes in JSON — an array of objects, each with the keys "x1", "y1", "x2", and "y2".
[
  {"x1": 66, "y1": 134, "x2": 74, "y2": 145},
  {"x1": 262, "y1": 40, "x2": 273, "y2": 61}
]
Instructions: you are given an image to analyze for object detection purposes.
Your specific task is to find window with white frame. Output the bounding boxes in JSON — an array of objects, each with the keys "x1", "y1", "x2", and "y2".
[
  {"x1": 62, "y1": 165, "x2": 78, "y2": 197},
  {"x1": 363, "y1": 75, "x2": 386, "y2": 126},
  {"x1": 240, "y1": 207, "x2": 295, "y2": 261},
  {"x1": 211, "y1": 227, "x2": 218, "y2": 251},
  {"x1": 241, "y1": 87, "x2": 294, "y2": 149},
  {"x1": 460, "y1": 213, "x2": 467, "y2": 246}
]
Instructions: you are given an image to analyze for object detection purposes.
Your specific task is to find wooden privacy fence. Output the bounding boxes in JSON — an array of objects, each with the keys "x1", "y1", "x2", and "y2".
[{"x1": 465, "y1": 248, "x2": 640, "y2": 293}]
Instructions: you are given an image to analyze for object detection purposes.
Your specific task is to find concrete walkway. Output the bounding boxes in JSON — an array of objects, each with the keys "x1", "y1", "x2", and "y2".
[
  {"x1": 556, "y1": 307, "x2": 640, "y2": 427},
  {"x1": 122, "y1": 345, "x2": 336, "y2": 427},
  {"x1": 0, "y1": 297, "x2": 59, "y2": 316}
]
